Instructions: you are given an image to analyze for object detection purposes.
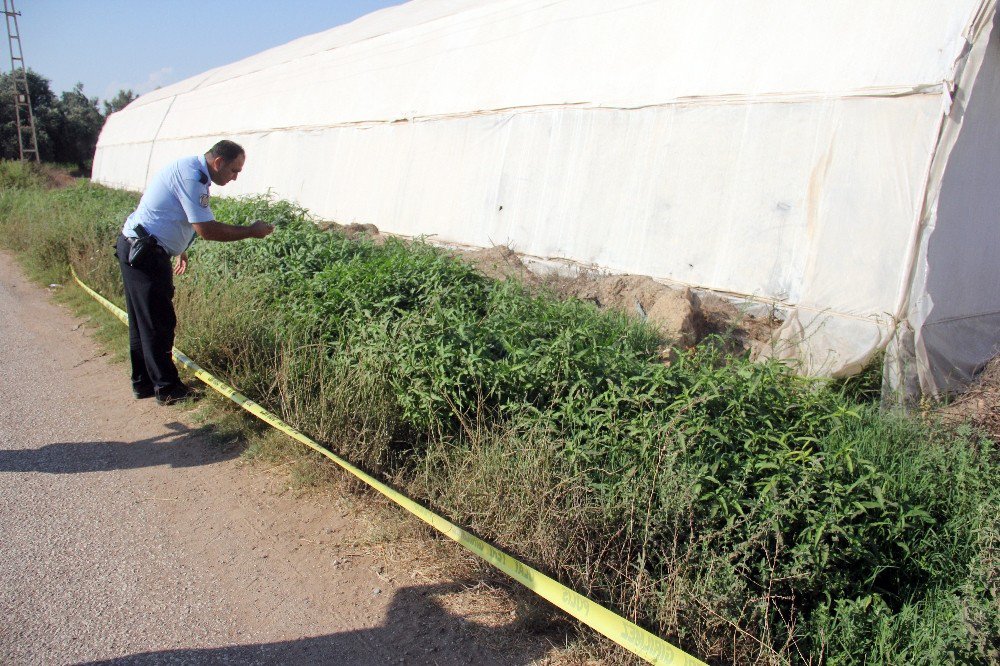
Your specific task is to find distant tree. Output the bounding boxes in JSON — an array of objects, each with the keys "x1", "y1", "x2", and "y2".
[
  {"x1": 1, "y1": 72, "x2": 118, "y2": 174},
  {"x1": 0, "y1": 68, "x2": 57, "y2": 161},
  {"x1": 49, "y1": 83, "x2": 103, "y2": 173},
  {"x1": 103, "y1": 88, "x2": 136, "y2": 116}
]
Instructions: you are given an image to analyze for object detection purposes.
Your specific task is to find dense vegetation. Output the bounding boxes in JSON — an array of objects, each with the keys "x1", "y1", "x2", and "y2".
[{"x1": 2, "y1": 161, "x2": 997, "y2": 664}]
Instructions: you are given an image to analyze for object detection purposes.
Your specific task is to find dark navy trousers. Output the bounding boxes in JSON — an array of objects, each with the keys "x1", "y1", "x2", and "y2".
[{"x1": 116, "y1": 234, "x2": 181, "y2": 393}]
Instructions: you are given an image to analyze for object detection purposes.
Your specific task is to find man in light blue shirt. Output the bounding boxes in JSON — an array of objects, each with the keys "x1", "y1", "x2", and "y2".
[{"x1": 117, "y1": 140, "x2": 274, "y2": 405}]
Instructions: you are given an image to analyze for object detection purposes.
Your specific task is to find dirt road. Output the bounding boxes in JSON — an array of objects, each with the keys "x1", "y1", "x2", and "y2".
[{"x1": 0, "y1": 251, "x2": 552, "y2": 665}]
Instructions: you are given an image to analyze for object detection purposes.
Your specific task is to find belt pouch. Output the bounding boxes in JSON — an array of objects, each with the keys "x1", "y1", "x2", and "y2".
[{"x1": 127, "y1": 224, "x2": 159, "y2": 267}]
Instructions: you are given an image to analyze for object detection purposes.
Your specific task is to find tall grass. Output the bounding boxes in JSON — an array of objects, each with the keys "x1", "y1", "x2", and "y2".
[{"x1": 2, "y1": 164, "x2": 996, "y2": 664}]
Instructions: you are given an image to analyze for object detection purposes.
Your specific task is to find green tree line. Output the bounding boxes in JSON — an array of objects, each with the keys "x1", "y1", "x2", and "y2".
[{"x1": 0, "y1": 69, "x2": 135, "y2": 174}]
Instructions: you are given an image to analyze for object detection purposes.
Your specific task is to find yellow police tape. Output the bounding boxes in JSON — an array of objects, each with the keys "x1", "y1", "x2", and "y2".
[{"x1": 70, "y1": 265, "x2": 705, "y2": 666}]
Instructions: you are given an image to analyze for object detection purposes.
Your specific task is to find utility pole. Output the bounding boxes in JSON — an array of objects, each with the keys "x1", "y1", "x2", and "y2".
[{"x1": 3, "y1": 0, "x2": 39, "y2": 162}]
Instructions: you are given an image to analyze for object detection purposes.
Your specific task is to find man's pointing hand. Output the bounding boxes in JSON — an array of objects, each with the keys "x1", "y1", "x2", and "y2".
[{"x1": 249, "y1": 220, "x2": 275, "y2": 238}]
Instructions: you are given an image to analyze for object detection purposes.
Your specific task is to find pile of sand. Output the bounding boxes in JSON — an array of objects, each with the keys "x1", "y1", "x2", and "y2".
[
  {"x1": 458, "y1": 245, "x2": 539, "y2": 286},
  {"x1": 318, "y1": 221, "x2": 385, "y2": 244},
  {"x1": 458, "y1": 244, "x2": 782, "y2": 351}
]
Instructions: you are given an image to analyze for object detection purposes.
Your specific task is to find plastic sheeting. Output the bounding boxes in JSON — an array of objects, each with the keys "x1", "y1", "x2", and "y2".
[
  {"x1": 904, "y1": 7, "x2": 1000, "y2": 396},
  {"x1": 93, "y1": 0, "x2": 1000, "y2": 395}
]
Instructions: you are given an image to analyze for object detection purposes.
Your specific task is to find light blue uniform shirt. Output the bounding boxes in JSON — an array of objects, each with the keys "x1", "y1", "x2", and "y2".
[{"x1": 122, "y1": 155, "x2": 215, "y2": 256}]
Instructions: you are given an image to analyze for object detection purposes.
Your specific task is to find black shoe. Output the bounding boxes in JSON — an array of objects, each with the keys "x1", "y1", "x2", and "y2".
[
  {"x1": 132, "y1": 385, "x2": 155, "y2": 399},
  {"x1": 155, "y1": 383, "x2": 199, "y2": 406}
]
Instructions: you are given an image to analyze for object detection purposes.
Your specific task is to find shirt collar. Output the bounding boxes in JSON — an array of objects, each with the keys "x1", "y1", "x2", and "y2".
[{"x1": 198, "y1": 154, "x2": 211, "y2": 185}]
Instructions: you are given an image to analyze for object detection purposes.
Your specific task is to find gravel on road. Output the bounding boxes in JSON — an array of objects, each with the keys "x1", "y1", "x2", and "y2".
[{"x1": 0, "y1": 252, "x2": 551, "y2": 665}]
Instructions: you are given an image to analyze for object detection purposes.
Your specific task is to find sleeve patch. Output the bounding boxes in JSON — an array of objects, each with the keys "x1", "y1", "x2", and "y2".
[{"x1": 199, "y1": 193, "x2": 210, "y2": 207}]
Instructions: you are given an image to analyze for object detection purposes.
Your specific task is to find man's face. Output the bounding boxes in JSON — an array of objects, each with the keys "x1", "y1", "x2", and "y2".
[{"x1": 210, "y1": 153, "x2": 245, "y2": 186}]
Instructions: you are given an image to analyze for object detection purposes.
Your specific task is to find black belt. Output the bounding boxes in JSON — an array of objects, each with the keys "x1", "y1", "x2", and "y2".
[{"x1": 122, "y1": 234, "x2": 165, "y2": 250}]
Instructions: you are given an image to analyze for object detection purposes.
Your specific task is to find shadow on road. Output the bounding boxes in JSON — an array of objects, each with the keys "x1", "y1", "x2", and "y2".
[
  {"x1": 0, "y1": 421, "x2": 240, "y2": 474},
  {"x1": 78, "y1": 581, "x2": 557, "y2": 665}
]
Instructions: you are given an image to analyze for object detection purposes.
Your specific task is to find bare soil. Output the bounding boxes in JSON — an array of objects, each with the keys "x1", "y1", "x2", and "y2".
[
  {"x1": 28, "y1": 162, "x2": 77, "y2": 188},
  {"x1": 46, "y1": 165, "x2": 78, "y2": 188},
  {"x1": 938, "y1": 355, "x2": 1000, "y2": 441},
  {"x1": 456, "y1": 244, "x2": 782, "y2": 353}
]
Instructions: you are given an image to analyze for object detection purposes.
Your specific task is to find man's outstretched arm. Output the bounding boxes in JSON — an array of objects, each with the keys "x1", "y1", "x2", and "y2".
[{"x1": 191, "y1": 220, "x2": 274, "y2": 242}]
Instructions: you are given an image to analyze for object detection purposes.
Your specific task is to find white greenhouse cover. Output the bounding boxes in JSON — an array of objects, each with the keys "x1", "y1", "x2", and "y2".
[{"x1": 93, "y1": 0, "x2": 1000, "y2": 397}]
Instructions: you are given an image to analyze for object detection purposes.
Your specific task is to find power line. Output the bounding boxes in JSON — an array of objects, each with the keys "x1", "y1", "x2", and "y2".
[{"x1": 3, "y1": 0, "x2": 40, "y2": 162}]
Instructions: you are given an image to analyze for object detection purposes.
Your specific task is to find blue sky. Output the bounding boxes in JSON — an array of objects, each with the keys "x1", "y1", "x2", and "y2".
[{"x1": 13, "y1": 0, "x2": 408, "y2": 103}]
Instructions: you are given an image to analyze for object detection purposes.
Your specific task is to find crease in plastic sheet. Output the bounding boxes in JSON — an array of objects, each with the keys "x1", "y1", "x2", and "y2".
[{"x1": 98, "y1": 85, "x2": 954, "y2": 152}]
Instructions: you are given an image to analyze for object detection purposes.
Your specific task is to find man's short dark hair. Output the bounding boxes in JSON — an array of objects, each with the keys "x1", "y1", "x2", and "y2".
[{"x1": 207, "y1": 140, "x2": 245, "y2": 162}]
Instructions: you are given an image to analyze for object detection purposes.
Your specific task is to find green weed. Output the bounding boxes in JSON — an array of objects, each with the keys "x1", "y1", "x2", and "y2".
[{"x1": 2, "y1": 169, "x2": 996, "y2": 665}]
